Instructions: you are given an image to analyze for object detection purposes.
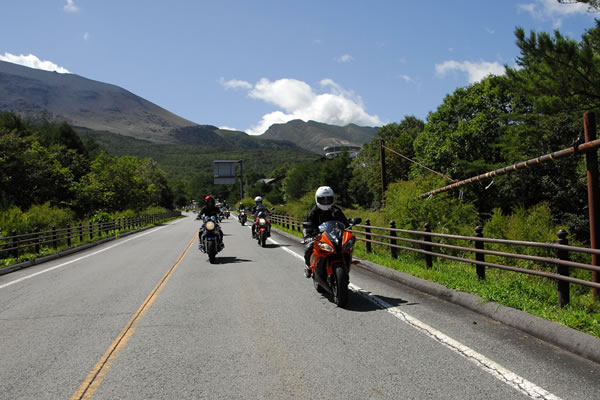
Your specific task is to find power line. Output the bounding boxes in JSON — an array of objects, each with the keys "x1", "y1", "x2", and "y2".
[{"x1": 382, "y1": 144, "x2": 456, "y2": 182}]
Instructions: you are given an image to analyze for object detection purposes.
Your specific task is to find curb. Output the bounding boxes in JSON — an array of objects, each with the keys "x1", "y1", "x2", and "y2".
[
  {"x1": 0, "y1": 226, "x2": 156, "y2": 276},
  {"x1": 271, "y1": 225, "x2": 600, "y2": 365}
]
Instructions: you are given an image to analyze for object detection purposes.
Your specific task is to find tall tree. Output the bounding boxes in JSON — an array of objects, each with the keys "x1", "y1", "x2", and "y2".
[{"x1": 507, "y1": 21, "x2": 600, "y2": 113}]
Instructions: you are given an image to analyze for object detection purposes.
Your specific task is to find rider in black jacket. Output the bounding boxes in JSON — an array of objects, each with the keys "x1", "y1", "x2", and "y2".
[
  {"x1": 199, "y1": 195, "x2": 224, "y2": 248},
  {"x1": 303, "y1": 186, "x2": 348, "y2": 278}
]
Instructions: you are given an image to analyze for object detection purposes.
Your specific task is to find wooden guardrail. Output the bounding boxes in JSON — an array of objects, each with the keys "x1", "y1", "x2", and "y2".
[
  {"x1": 0, "y1": 211, "x2": 181, "y2": 263},
  {"x1": 268, "y1": 213, "x2": 599, "y2": 307}
]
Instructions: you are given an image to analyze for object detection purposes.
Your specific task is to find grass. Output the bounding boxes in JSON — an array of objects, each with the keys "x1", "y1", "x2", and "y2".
[{"x1": 270, "y1": 220, "x2": 600, "y2": 338}]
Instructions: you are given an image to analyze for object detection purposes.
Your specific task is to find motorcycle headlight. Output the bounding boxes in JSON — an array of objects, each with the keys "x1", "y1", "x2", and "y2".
[
  {"x1": 259, "y1": 218, "x2": 266, "y2": 225},
  {"x1": 205, "y1": 221, "x2": 215, "y2": 231},
  {"x1": 318, "y1": 241, "x2": 334, "y2": 252},
  {"x1": 343, "y1": 237, "x2": 356, "y2": 252}
]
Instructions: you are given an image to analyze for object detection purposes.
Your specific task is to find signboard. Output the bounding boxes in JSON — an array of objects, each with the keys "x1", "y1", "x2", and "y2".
[{"x1": 213, "y1": 160, "x2": 237, "y2": 185}]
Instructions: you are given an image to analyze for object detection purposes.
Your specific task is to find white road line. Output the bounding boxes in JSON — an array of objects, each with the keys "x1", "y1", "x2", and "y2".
[
  {"x1": 0, "y1": 225, "x2": 168, "y2": 290},
  {"x1": 272, "y1": 240, "x2": 561, "y2": 400}
]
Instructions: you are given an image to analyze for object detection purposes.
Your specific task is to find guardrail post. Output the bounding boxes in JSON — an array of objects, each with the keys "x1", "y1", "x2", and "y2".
[
  {"x1": 423, "y1": 223, "x2": 432, "y2": 269},
  {"x1": 52, "y1": 226, "x2": 57, "y2": 249},
  {"x1": 89, "y1": 222, "x2": 93, "y2": 240},
  {"x1": 12, "y1": 230, "x2": 18, "y2": 258},
  {"x1": 35, "y1": 227, "x2": 40, "y2": 254},
  {"x1": 475, "y1": 226, "x2": 485, "y2": 280},
  {"x1": 67, "y1": 224, "x2": 71, "y2": 247},
  {"x1": 365, "y1": 219, "x2": 372, "y2": 253},
  {"x1": 390, "y1": 221, "x2": 398, "y2": 259},
  {"x1": 556, "y1": 229, "x2": 570, "y2": 307},
  {"x1": 286, "y1": 215, "x2": 290, "y2": 230},
  {"x1": 79, "y1": 222, "x2": 83, "y2": 242}
]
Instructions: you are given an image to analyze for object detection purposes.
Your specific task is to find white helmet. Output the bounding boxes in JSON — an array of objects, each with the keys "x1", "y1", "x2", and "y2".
[
  {"x1": 315, "y1": 186, "x2": 334, "y2": 211},
  {"x1": 254, "y1": 196, "x2": 262, "y2": 203}
]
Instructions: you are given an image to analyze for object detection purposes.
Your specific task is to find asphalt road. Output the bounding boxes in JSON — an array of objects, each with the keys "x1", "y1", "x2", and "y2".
[{"x1": 1, "y1": 213, "x2": 599, "y2": 399}]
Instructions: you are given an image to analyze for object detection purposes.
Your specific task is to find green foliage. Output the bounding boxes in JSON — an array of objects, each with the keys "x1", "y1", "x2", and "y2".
[
  {"x1": 508, "y1": 21, "x2": 600, "y2": 113},
  {"x1": 351, "y1": 117, "x2": 425, "y2": 209},
  {"x1": 384, "y1": 177, "x2": 478, "y2": 235},
  {"x1": 0, "y1": 203, "x2": 74, "y2": 235}
]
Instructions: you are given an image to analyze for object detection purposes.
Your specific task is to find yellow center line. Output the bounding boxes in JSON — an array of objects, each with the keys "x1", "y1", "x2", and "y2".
[{"x1": 71, "y1": 234, "x2": 197, "y2": 400}]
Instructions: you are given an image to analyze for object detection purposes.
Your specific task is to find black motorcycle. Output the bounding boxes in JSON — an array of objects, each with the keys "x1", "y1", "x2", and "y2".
[
  {"x1": 238, "y1": 210, "x2": 247, "y2": 226},
  {"x1": 199, "y1": 215, "x2": 223, "y2": 263}
]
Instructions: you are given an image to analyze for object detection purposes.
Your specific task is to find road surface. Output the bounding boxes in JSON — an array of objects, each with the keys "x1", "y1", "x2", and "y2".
[{"x1": 1, "y1": 213, "x2": 598, "y2": 399}]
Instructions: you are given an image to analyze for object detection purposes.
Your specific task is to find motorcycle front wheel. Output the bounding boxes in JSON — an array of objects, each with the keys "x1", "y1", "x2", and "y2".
[
  {"x1": 332, "y1": 266, "x2": 349, "y2": 307},
  {"x1": 260, "y1": 231, "x2": 267, "y2": 247},
  {"x1": 207, "y1": 241, "x2": 217, "y2": 264}
]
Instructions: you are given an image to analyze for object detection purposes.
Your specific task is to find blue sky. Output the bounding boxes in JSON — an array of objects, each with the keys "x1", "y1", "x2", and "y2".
[{"x1": 0, "y1": 0, "x2": 597, "y2": 134}]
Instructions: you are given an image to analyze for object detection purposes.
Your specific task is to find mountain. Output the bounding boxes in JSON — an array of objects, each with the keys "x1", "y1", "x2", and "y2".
[
  {"x1": 260, "y1": 119, "x2": 378, "y2": 154},
  {"x1": 0, "y1": 61, "x2": 378, "y2": 153},
  {"x1": 0, "y1": 60, "x2": 195, "y2": 143}
]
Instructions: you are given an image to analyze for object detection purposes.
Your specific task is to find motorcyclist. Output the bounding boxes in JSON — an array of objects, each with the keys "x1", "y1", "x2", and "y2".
[
  {"x1": 238, "y1": 202, "x2": 245, "y2": 212},
  {"x1": 199, "y1": 195, "x2": 224, "y2": 249},
  {"x1": 303, "y1": 186, "x2": 348, "y2": 278},
  {"x1": 251, "y1": 196, "x2": 270, "y2": 238}
]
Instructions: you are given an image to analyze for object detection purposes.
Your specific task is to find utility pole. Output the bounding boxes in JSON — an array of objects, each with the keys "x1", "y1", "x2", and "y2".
[
  {"x1": 380, "y1": 139, "x2": 387, "y2": 207},
  {"x1": 239, "y1": 160, "x2": 244, "y2": 201},
  {"x1": 584, "y1": 112, "x2": 599, "y2": 298}
]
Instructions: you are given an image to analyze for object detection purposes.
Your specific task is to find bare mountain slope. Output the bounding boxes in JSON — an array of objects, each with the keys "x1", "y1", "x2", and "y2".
[
  {"x1": 260, "y1": 119, "x2": 378, "y2": 154},
  {"x1": 0, "y1": 60, "x2": 196, "y2": 143}
]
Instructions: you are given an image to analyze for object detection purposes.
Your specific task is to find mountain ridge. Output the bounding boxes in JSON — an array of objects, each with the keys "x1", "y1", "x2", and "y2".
[{"x1": 0, "y1": 61, "x2": 378, "y2": 153}]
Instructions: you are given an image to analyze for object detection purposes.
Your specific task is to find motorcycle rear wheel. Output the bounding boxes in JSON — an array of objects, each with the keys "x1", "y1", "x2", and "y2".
[{"x1": 313, "y1": 275, "x2": 325, "y2": 293}]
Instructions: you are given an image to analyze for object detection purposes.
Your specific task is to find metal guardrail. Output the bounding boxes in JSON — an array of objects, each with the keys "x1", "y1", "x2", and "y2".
[
  {"x1": 268, "y1": 213, "x2": 599, "y2": 307},
  {"x1": 0, "y1": 211, "x2": 181, "y2": 262}
]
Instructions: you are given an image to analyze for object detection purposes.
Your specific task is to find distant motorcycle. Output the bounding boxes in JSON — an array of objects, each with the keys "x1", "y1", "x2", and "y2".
[
  {"x1": 303, "y1": 218, "x2": 361, "y2": 307},
  {"x1": 224, "y1": 209, "x2": 230, "y2": 219},
  {"x1": 199, "y1": 215, "x2": 223, "y2": 263},
  {"x1": 238, "y1": 210, "x2": 247, "y2": 226},
  {"x1": 253, "y1": 208, "x2": 273, "y2": 247}
]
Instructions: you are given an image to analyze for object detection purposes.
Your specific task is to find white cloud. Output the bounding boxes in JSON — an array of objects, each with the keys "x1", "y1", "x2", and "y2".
[
  {"x1": 399, "y1": 74, "x2": 415, "y2": 83},
  {"x1": 64, "y1": 0, "x2": 79, "y2": 13},
  {"x1": 219, "y1": 78, "x2": 252, "y2": 90},
  {"x1": 336, "y1": 54, "x2": 354, "y2": 63},
  {"x1": 518, "y1": 0, "x2": 589, "y2": 27},
  {"x1": 435, "y1": 60, "x2": 505, "y2": 84},
  {"x1": 83, "y1": 32, "x2": 89, "y2": 41},
  {"x1": 0, "y1": 52, "x2": 70, "y2": 73},
  {"x1": 224, "y1": 77, "x2": 381, "y2": 134}
]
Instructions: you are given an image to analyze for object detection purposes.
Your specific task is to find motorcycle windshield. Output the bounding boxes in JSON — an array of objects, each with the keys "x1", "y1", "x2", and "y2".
[{"x1": 318, "y1": 221, "x2": 346, "y2": 247}]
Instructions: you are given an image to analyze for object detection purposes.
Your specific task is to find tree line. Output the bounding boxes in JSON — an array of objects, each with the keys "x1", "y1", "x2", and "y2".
[{"x1": 0, "y1": 113, "x2": 174, "y2": 222}]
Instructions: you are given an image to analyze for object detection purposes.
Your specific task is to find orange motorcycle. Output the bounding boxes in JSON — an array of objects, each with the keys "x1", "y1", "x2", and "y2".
[{"x1": 304, "y1": 218, "x2": 361, "y2": 307}]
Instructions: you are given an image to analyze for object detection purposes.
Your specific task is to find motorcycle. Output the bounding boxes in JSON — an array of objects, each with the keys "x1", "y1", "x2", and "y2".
[
  {"x1": 303, "y1": 218, "x2": 361, "y2": 307},
  {"x1": 199, "y1": 215, "x2": 223, "y2": 263},
  {"x1": 224, "y1": 209, "x2": 230, "y2": 219},
  {"x1": 238, "y1": 210, "x2": 247, "y2": 226},
  {"x1": 254, "y1": 209, "x2": 271, "y2": 247}
]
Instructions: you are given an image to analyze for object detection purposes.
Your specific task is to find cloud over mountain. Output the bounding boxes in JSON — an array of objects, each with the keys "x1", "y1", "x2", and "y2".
[{"x1": 221, "y1": 77, "x2": 382, "y2": 134}]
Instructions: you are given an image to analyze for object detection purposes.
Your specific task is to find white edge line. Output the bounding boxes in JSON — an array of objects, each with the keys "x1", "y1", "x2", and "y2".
[
  {"x1": 0, "y1": 225, "x2": 168, "y2": 290},
  {"x1": 269, "y1": 234, "x2": 561, "y2": 400}
]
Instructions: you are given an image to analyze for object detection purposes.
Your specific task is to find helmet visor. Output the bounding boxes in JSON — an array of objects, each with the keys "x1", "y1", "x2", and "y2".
[{"x1": 317, "y1": 196, "x2": 334, "y2": 206}]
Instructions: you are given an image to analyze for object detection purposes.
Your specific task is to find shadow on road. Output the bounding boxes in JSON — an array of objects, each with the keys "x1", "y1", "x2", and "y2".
[
  {"x1": 262, "y1": 243, "x2": 290, "y2": 249},
  {"x1": 213, "y1": 256, "x2": 252, "y2": 264},
  {"x1": 344, "y1": 292, "x2": 413, "y2": 313}
]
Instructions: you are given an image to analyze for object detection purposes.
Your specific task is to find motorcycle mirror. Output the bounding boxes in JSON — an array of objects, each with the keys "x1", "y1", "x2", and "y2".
[
  {"x1": 351, "y1": 217, "x2": 362, "y2": 225},
  {"x1": 302, "y1": 221, "x2": 313, "y2": 228},
  {"x1": 270, "y1": 207, "x2": 275, "y2": 211}
]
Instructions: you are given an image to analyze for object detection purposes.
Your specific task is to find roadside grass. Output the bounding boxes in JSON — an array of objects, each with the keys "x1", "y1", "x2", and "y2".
[{"x1": 270, "y1": 221, "x2": 600, "y2": 338}]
